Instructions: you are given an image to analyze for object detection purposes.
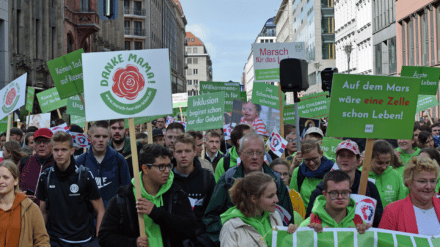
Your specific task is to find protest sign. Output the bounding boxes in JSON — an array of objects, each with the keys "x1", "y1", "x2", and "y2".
[
  {"x1": 173, "y1": 107, "x2": 187, "y2": 117},
  {"x1": 71, "y1": 132, "x2": 91, "y2": 148},
  {"x1": 416, "y1": 95, "x2": 439, "y2": 113},
  {"x1": 283, "y1": 105, "x2": 296, "y2": 124},
  {"x1": 50, "y1": 123, "x2": 70, "y2": 134},
  {"x1": 289, "y1": 189, "x2": 305, "y2": 219},
  {"x1": 251, "y1": 82, "x2": 286, "y2": 109},
  {"x1": 82, "y1": 49, "x2": 173, "y2": 121},
  {"x1": 327, "y1": 74, "x2": 420, "y2": 140},
  {"x1": 350, "y1": 194, "x2": 377, "y2": 225},
  {"x1": 299, "y1": 118, "x2": 320, "y2": 140},
  {"x1": 123, "y1": 115, "x2": 167, "y2": 129},
  {"x1": 231, "y1": 99, "x2": 280, "y2": 136},
  {"x1": 0, "y1": 74, "x2": 27, "y2": 121},
  {"x1": 25, "y1": 87, "x2": 35, "y2": 113},
  {"x1": 240, "y1": 91, "x2": 247, "y2": 102},
  {"x1": 27, "y1": 113, "x2": 51, "y2": 129},
  {"x1": 200, "y1": 81, "x2": 240, "y2": 112},
  {"x1": 67, "y1": 95, "x2": 85, "y2": 116},
  {"x1": 401, "y1": 66, "x2": 440, "y2": 95},
  {"x1": 36, "y1": 87, "x2": 68, "y2": 113},
  {"x1": 0, "y1": 116, "x2": 12, "y2": 133},
  {"x1": 47, "y1": 49, "x2": 84, "y2": 99},
  {"x1": 273, "y1": 227, "x2": 440, "y2": 247},
  {"x1": 297, "y1": 92, "x2": 330, "y2": 118},
  {"x1": 267, "y1": 128, "x2": 288, "y2": 157},
  {"x1": 172, "y1": 92, "x2": 188, "y2": 104},
  {"x1": 321, "y1": 137, "x2": 343, "y2": 161},
  {"x1": 252, "y1": 42, "x2": 306, "y2": 82},
  {"x1": 71, "y1": 115, "x2": 86, "y2": 128},
  {"x1": 187, "y1": 92, "x2": 224, "y2": 131}
]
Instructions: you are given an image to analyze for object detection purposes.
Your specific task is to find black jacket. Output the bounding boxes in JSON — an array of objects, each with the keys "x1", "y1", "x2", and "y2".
[
  {"x1": 204, "y1": 151, "x2": 224, "y2": 171},
  {"x1": 306, "y1": 169, "x2": 384, "y2": 227},
  {"x1": 98, "y1": 182, "x2": 197, "y2": 247},
  {"x1": 172, "y1": 158, "x2": 216, "y2": 230}
]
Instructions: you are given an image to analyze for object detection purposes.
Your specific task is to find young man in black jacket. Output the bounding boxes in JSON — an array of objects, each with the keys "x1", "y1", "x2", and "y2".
[
  {"x1": 172, "y1": 134, "x2": 215, "y2": 246},
  {"x1": 98, "y1": 144, "x2": 196, "y2": 247}
]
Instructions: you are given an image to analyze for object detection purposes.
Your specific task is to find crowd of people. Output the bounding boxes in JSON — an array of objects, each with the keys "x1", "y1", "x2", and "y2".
[{"x1": 0, "y1": 115, "x2": 439, "y2": 246}]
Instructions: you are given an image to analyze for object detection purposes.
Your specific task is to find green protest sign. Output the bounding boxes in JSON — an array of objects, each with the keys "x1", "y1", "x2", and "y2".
[
  {"x1": 187, "y1": 92, "x2": 224, "y2": 131},
  {"x1": 70, "y1": 115, "x2": 85, "y2": 128},
  {"x1": 297, "y1": 92, "x2": 330, "y2": 118},
  {"x1": 251, "y1": 82, "x2": 286, "y2": 109},
  {"x1": 66, "y1": 95, "x2": 85, "y2": 116},
  {"x1": 416, "y1": 95, "x2": 439, "y2": 113},
  {"x1": 240, "y1": 91, "x2": 247, "y2": 102},
  {"x1": 47, "y1": 49, "x2": 84, "y2": 99},
  {"x1": 200, "y1": 81, "x2": 240, "y2": 112},
  {"x1": 123, "y1": 115, "x2": 168, "y2": 129},
  {"x1": 173, "y1": 107, "x2": 187, "y2": 117},
  {"x1": 283, "y1": 105, "x2": 296, "y2": 124},
  {"x1": 400, "y1": 66, "x2": 440, "y2": 95},
  {"x1": 25, "y1": 87, "x2": 35, "y2": 113},
  {"x1": 0, "y1": 116, "x2": 12, "y2": 133},
  {"x1": 321, "y1": 137, "x2": 343, "y2": 161},
  {"x1": 327, "y1": 74, "x2": 420, "y2": 139},
  {"x1": 36, "y1": 87, "x2": 68, "y2": 113}
]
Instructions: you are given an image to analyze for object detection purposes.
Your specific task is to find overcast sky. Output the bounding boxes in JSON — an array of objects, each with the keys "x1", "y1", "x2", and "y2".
[{"x1": 180, "y1": 0, "x2": 281, "y2": 83}]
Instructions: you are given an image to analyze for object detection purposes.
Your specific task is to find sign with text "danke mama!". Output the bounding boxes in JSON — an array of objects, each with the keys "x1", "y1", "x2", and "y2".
[
  {"x1": 252, "y1": 42, "x2": 306, "y2": 82},
  {"x1": 82, "y1": 49, "x2": 172, "y2": 121},
  {"x1": 187, "y1": 92, "x2": 225, "y2": 131},
  {"x1": 327, "y1": 74, "x2": 420, "y2": 140},
  {"x1": 0, "y1": 74, "x2": 27, "y2": 121},
  {"x1": 400, "y1": 66, "x2": 440, "y2": 95}
]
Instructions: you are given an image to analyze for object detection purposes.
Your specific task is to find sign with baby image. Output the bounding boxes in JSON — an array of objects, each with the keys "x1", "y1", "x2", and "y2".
[{"x1": 327, "y1": 74, "x2": 420, "y2": 140}]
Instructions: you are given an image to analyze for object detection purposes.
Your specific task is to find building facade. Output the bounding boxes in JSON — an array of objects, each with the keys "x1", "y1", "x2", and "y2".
[
  {"x1": 275, "y1": 0, "x2": 336, "y2": 103},
  {"x1": 243, "y1": 17, "x2": 277, "y2": 101},
  {"x1": 396, "y1": 0, "x2": 440, "y2": 118},
  {"x1": 185, "y1": 32, "x2": 212, "y2": 96},
  {"x1": 0, "y1": 0, "x2": 9, "y2": 89},
  {"x1": 124, "y1": 0, "x2": 187, "y2": 93},
  {"x1": 372, "y1": 0, "x2": 397, "y2": 75}
]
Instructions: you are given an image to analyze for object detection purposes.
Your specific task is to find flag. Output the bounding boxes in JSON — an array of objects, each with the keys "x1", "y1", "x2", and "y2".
[
  {"x1": 70, "y1": 132, "x2": 91, "y2": 148},
  {"x1": 267, "y1": 128, "x2": 288, "y2": 157},
  {"x1": 178, "y1": 121, "x2": 186, "y2": 131},
  {"x1": 50, "y1": 123, "x2": 70, "y2": 134},
  {"x1": 223, "y1": 123, "x2": 236, "y2": 140},
  {"x1": 166, "y1": 116, "x2": 175, "y2": 126}
]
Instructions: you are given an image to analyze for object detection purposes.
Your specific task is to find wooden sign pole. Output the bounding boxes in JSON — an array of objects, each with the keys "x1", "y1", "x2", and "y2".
[
  {"x1": 278, "y1": 85, "x2": 285, "y2": 158},
  {"x1": 358, "y1": 138, "x2": 375, "y2": 195},
  {"x1": 6, "y1": 114, "x2": 12, "y2": 141},
  {"x1": 56, "y1": 109, "x2": 62, "y2": 119},
  {"x1": 427, "y1": 112, "x2": 434, "y2": 125},
  {"x1": 179, "y1": 107, "x2": 183, "y2": 121},
  {"x1": 84, "y1": 121, "x2": 88, "y2": 153},
  {"x1": 147, "y1": 122, "x2": 153, "y2": 144},
  {"x1": 201, "y1": 131, "x2": 206, "y2": 159},
  {"x1": 129, "y1": 118, "x2": 146, "y2": 236},
  {"x1": 26, "y1": 113, "x2": 31, "y2": 131}
]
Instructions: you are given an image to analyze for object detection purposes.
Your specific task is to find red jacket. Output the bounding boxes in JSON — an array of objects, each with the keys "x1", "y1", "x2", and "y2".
[{"x1": 379, "y1": 195, "x2": 440, "y2": 234}]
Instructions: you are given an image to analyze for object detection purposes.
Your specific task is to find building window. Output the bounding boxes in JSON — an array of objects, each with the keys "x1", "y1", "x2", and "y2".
[
  {"x1": 193, "y1": 47, "x2": 198, "y2": 53},
  {"x1": 187, "y1": 48, "x2": 191, "y2": 53},
  {"x1": 322, "y1": 43, "x2": 335, "y2": 59},
  {"x1": 191, "y1": 38, "x2": 195, "y2": 42},
  {"x1": 187, "y1": 80, "x2": 192, "y2": 85},
  {"x1": 415, "y1": 16, "x2": 419, "y2": 65},
  {"x1": 125, "y1": 41, "x2": 130, "y2": 50},
  {"x1": 194, "y1": 80, "x2": 198, "y2": 86},
  {"x1": 188, "y1": 91, "x2": 192, "y2": 96},
  {"x1": 322, "y1": 17, "x2": 334, "y2": 34},
  {"x1": 124, "y1": 0, "x2": 129, "y2": 8},
  {"x1": 193, "y1": 69, "x2": 198, "y2": 74},
  {"x1": 402, "y1": 21, "x2": 406, "y2": 66},
  {"x1": 430, "y1": 7, "x2": 435, "y2": 65},
  {"x1": 134, "y1": 41, "x2": 142, "y2": 50},
  {"x1": 193, "y1": 58, "x2": 198, "y2": 64},
  {"x1": 322, "y1": 0, "x2": 334, "y2": 8},
  {"x1": 438, "y1": 6, "x2": 440, "y2": 63},
  {"x1": 134, "y1": 21, "x2": 142, "y2": 35},
  {"x1": 409, "y1": 18, "x2": 414, "y2": 66},
  {"x1": 187, "y1": 69, "x2": 192, "y2": 75},
  {"x1": 67, "y1": 34, "x2": 74, "y2": 53},
  {"x1": 186, "y1": 38, "x2": 189, "y2": 43},
  {"x1": 80, "y1": 0, "x2": 89, "y2": 12},
  {"x1": 375, "y1": 43, "x2": 382, "y2": 75},
  {"x1": 134, "y1": 1, "x2": 142, "y2": 13},
  {"x1": 187, "y1": 58, "x2": 192, "y2": 64},
  {"x1": 389, "y1": 37, "x2": 397, "y2": 74},
  {"x1": 422, "y1": 11, "x2": 428, "y2": 66}
]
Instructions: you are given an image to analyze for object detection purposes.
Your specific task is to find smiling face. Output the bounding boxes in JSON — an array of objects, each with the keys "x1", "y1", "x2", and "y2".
[
  {"x1": 255, "y1": 182, "x2": 279, "y2": 213},
  {"x1": 242, "y1": 102, "x2": 258, "y2": 122},
  {"x1": 302, "y1": 148, "x2": 323, "y2": 171},
  {"x1": 371, "y1": 153, "x2": 392, "y2": 175},
  {"x1": 336, "y1": 149, "x2": 359, "y2": 173},
  {"x1": 0, "y1": 167, "x2": 18, "y2": 196},
  {"x1": 408, "y1": 171, "x2": 438, "y2": 204},
  {"x1": 398, "y1": 139, "x2": 414, "y2": 152}
]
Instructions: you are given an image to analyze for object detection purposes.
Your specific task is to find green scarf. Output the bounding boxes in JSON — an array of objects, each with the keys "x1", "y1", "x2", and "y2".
[
  {"x1": 132, "y1": 172, "x2": 174, "y2": 247},
  {"x1": 220, "y1": 206, "x2": 273, "y2": 247}
]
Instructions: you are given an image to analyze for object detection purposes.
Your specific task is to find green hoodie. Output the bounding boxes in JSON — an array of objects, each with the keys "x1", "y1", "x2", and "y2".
[
  {"x1": 214, "y1": 146, "x2": 239, "y2": 182},
  {"x1": 394, "y1": 147, "x2": 421, "y2": 176},
  {"x1": 300, "y1": 195, "x2": 358, "y2": 228},
  {"x1": 367, "y1": 166, "x2": 406, "y2": 208},
  {"x1": 220, "y1": 206, "x2": 273, "y2": 247},
  {"x1": 132, "y1": 171, "x2": 175, "y2": 247}
]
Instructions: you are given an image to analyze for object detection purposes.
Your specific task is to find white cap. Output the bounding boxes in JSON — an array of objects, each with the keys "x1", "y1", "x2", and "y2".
[{"x1": 305, "y1": 127, "x2": 324, "y2": 137}]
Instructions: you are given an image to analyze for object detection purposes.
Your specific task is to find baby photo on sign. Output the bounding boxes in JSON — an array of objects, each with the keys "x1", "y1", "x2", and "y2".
[
  {"x1": 299, "y1": 117, "x2": 321, "y2": 140},
  {"x1": 26, "y1": 113, "x2": 51, "y2": 129},
  {"x1": 230, "y1": 99, "x2": 280, "y2": 136}
]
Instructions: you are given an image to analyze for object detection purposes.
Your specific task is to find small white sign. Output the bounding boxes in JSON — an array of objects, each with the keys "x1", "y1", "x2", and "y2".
[
  {"x1": 172, "y1": 93, "x2": 188, "y2": 103},
  {"x1": 0, "y1": 74, "x2": 27, "y2": 120},
  {"x1": 351, "y1": 194, "x2": 377, "y2": 225}
]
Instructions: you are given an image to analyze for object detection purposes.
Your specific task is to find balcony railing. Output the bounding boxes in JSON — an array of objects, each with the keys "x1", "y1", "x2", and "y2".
[
  {"x1": 65, "y1": 7, "x2": 100, "y2": 28},
  {"x1": 125, "y1": 28, "x2": 147, "y2": 37},
  {"x1": 124, "y1": 8, "x2": 147, "y2": 16}
]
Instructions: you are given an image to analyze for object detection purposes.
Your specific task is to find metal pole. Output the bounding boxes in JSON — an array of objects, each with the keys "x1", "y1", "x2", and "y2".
[{"x1": 295, "y1": 102, "x2": 301, "y2": 152}]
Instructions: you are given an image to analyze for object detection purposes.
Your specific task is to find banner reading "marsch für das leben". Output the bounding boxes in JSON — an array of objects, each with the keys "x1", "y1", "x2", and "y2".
[{"x1": 327, "y1": 74, "x2": 420, "y2": 140}]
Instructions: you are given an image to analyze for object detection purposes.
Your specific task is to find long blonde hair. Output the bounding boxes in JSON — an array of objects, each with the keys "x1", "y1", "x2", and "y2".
[{"x1": 0, "y1": 161, "x2": 20, "y2": 193}]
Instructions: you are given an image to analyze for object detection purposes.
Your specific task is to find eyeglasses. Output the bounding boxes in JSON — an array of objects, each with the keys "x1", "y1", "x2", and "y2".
[
  {"x1": 304, "y1": 156, "x2": 320, "y2": 164},
  {"x1": 287, "y1": 139, "x2": 296, "y2": 143},
  {"x1": 35, "y1": 139, "x2": 51, "y2": 144},
  {"x1": 415, "y1": 179, "x2": 439, "y2": 186},
  {"x1": 327, "y1": 190, "x2": 351, "y2": 200},
  {"x1": 278, "y1": 173, "x2": 290, "y2": 177},
  {"x1": 146, "y1": 163, "x2": 173, "y2": 171},
  {"x1": 244, "y1": 150, "x2": 264, "y2": 157}
]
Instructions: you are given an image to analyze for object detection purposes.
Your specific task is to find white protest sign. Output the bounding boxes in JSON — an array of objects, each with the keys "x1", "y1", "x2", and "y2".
[
  {"x1": 350, "y1": 194, "x2": 377, "y2": 225},
  {"x1": 0, "y1": 74, "x2": 27, "y2": 120},
  {"x1": 82, "y1": 49, "x2": 173, "y2": 121}
]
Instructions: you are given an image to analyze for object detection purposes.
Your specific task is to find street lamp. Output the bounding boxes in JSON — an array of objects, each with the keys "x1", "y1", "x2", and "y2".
[{"x1": 344, "y1": 44, "x2": 352, "y2": 74}]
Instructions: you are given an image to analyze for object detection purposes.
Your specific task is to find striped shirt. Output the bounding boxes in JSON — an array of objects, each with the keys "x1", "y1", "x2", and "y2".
[{"x1": 240, "y1": 116, "x2": 269, "y2": 136}]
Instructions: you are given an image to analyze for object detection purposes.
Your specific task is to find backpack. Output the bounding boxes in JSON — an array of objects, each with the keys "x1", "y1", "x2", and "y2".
[
  {"x1": 43, "y1": 165, "x2": 92, "y2": 211},
  {"x1": 222, "y1": 153, "x2": 231, "y2": 173},
  {"x1": 310, "y1": 212, "x2": 364, "y2": 225}
]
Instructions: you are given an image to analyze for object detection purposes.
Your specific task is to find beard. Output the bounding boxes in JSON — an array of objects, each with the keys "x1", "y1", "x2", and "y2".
[{"x1": 113, "y1": 136, "x2": 125, "y2": 145}]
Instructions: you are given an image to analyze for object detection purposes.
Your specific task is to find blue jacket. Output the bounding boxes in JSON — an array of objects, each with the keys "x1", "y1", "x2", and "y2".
[{"x1": 76, "y1": 146, "x2": 131, "y2": 208}]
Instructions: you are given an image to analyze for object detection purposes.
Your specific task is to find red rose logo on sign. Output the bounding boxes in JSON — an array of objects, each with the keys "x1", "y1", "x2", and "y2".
[
  {"x1": 5, "y1": 88, "x2": 16, "y2": 106},
  {"x1": 111, "y1": 64, "x2": 145, "y2": 100}
]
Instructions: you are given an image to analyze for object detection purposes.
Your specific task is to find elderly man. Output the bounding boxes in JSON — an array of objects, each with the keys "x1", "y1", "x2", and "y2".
[{"x1": 203, "y1": 132, "x2": 293, "y2": 245}]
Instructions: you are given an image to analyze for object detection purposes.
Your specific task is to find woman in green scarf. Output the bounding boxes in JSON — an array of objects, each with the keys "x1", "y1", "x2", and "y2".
[{"x1": 220, "y1": 172, "x2": 298, "y2": 247}]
